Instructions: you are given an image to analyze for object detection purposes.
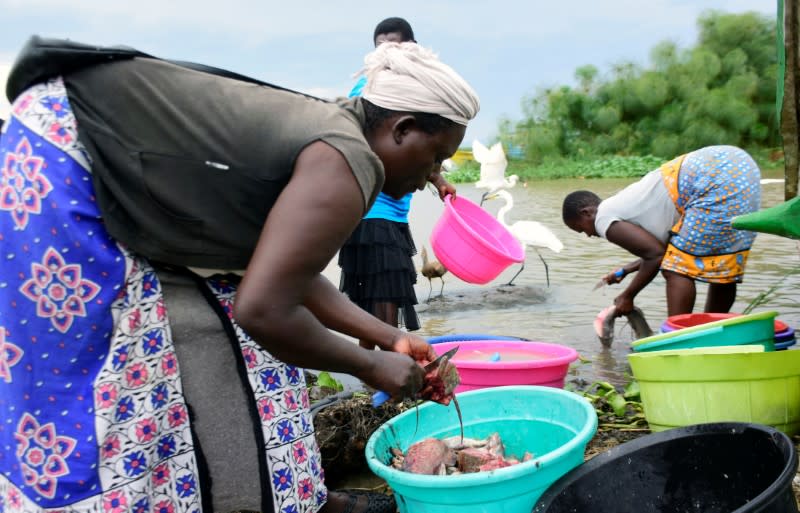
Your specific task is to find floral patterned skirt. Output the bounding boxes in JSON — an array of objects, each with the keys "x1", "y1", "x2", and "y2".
[
  {"x1": 0, "y1": 78, "x2": 326, "y2": 513},
  {"x1": 660, "y1": 145, "x2": 761, "y2": 283}
]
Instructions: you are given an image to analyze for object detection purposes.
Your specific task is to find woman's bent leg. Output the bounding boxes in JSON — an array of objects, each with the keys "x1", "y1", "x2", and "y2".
[
  {"x1": 663, "y1": 270, "x2": 697, "y2": 316},
  {"x1": 705, "y1": 282, "x2": 736, "y2": 313}
]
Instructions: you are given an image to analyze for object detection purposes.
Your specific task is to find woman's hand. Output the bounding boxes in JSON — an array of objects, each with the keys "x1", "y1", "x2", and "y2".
[
  {"x1": 428, "y1": 168, "x2": 456, "y2": 201},
  {"x1": 361, "y1": 350, "x2": 427, "y2": 402},
  {"x1": 602, "y1": 268, "x2": 626, "y2": 285},
  {"x1": 390, "y1": 332, "x2": 438, "y2": 363},
  {"x1": 613, "y1": 293, "x2": 635, "y2": 315},
  {"x1": 359, "y1": 333, "x2": 437, "y2": 402}
]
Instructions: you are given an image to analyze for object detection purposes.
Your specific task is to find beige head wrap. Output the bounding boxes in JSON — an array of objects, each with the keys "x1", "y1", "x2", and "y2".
[{"x1": 358, "y1": 42, "x2": 480, "y2": 126}]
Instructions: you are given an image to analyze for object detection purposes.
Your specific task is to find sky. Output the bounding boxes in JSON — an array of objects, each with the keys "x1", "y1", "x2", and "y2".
[{"x1": 0, "y1": 0, "x2": 776, "y2": 146}]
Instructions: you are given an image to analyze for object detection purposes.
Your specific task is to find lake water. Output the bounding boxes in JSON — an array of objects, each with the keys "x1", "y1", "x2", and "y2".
[{"x1": 323, "y1": 176, "x2": 800, "y2": 387}]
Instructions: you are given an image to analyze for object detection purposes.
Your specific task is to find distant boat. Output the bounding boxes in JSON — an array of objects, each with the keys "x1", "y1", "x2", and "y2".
[
  {"x1": 449, "y1": 148, "x2": 474, "y2": 166},
  {"x1": 760, "y1": 178, "x2": 785, "y2": 185}
]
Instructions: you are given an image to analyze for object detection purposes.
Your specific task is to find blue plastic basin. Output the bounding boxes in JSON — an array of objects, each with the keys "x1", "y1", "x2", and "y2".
[
  {"x1": 428, "y1": 333, "x2": 528, "y2": 344},
  {"x1": 365, "y1": 386, "x2": 598, "y2": 513}
]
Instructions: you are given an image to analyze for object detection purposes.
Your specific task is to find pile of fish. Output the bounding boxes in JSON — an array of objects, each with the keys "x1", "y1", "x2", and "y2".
[{"x1": 390, "y1": 433, "x2": 533, "y2": 475}]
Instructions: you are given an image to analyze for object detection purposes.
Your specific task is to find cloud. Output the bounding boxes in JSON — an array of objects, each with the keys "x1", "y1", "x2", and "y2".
[
  {"x1": 0, "y1": 0, "x2": 772, "y2": 45},
  {"x1": 0, "y1": 0, "x2": 774, "y2": 141}
]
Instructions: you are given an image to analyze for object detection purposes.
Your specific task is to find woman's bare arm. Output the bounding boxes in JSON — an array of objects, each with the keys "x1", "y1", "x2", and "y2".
[
  {"x1": 605, "y1": 220, "x2": 665, "y2": 313},
  {"x1": 233, "y1": 141, "x2": 427, "y2": 397}
]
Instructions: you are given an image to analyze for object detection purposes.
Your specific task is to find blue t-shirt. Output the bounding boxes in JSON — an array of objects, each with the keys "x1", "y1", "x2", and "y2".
[
  {"x1": 349, "y1": 75, "x2": 412, "y2": 223},
  {"x1": 363, "y1": 192, "x2": 412, "y2": 222},
  {"x1": 348, "y1": 76, "x2": 368, "y2": 99}
]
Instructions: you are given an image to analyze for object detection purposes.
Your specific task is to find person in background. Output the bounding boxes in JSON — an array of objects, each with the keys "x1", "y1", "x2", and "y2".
[
  {"x1": 562, "y1": 145, "x2": 760, "y2": 317},
  {"x1": 339, "y1": 17, "x2": 456, "y2": 348},
  {"x1": 0, "y1": 38, "x2": 479, "y2": 513}
]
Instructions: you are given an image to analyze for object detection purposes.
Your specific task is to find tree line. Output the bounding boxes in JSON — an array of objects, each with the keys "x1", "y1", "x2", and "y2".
[{"x1": 497, "y1": 10, "x2": 778, "y2": 163}]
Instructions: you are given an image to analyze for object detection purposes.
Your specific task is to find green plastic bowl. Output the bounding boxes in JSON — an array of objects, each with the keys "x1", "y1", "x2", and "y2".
[
  {"x1": 628, "y1": 345, "x2": 800, "y2": 434},
  {"x1": 631, "y1": 310, "x2": 777, "y2": 352},
  {"x1": 365, "y1": 386, "x2": 597, "y2": 513}
]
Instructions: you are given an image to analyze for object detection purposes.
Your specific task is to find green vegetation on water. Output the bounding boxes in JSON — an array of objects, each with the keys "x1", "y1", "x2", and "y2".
[{"x1": 445, "y1": 149, "x2": 784, "y2": 183}]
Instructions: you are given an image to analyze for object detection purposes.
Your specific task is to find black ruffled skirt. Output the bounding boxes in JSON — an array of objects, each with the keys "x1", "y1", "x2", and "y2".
[{"x1": 338, "y1": 219, "x2": 420, "y2": 331}]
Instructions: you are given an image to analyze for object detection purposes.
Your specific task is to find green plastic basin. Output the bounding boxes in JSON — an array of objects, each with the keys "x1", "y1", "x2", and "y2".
[
  {"x1": 631, "y1": 310, "x2": 777, "y2": 352},
  {"x1": 628, "y1": 345, "x2": 800, "y2": 434}
]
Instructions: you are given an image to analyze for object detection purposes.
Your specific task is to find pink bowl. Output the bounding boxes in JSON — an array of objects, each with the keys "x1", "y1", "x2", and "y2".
[
  {"x1": 433, "y1": 340, "x2": 579, "y2": 393},
  {"x1": 430, "y1": 195, "x2": 524, "y2": 284}
]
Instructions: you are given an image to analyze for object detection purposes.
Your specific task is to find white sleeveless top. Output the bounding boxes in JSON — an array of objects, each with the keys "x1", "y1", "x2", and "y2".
[{"x1": 594, "y1": 169, "x2": 680, "y2": 243}]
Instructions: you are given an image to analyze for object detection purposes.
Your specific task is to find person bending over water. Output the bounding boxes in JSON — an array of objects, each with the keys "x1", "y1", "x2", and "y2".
[
  {"x1": 562, "y1": 145, "x2": 760, "y2": 317},
  {"x1": 339, "y1": 17, "x2": 456, "y2": 346}
]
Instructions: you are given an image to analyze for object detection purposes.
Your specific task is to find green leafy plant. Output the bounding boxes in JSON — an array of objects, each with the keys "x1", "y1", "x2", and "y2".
[
  {"x1": 442, "y1": 161, "x2": 480, "y2": 183},
  {"x1": 315, "y1": 371, "x2": 344, "y2": 392},
  {"x1": 574, "y1": 380, "x2": 647, "y2": 429}
]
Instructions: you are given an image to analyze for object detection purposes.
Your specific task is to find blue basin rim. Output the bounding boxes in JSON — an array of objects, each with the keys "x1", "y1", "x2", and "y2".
[{"x1": 429, "y1": 333, "x2": 530, "y2": 344}]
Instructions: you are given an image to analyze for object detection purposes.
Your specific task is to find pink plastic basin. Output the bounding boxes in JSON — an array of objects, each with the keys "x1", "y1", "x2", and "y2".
[
  {"x1": 433, "y1": 340, "x2": 579, "y2": 393},
  {"x1": 430, "y1": 195, "x2": 524, "y2": 284}
]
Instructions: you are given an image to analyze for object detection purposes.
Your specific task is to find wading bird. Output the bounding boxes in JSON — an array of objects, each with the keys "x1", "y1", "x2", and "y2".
[
  {"x1": 472, "y1": 139, "x2": 518, "y2": 205},
  {"x1": 485, "y1": 190, "x2": 563, "y2": 286},
  {"x1": 420, "y1": 246, "x2": 447, "y2": 301}
]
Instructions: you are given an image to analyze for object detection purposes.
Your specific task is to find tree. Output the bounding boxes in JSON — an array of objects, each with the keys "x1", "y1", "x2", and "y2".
[{"x1": 507, "y1": 11, "x2": 778, "y2": 162}]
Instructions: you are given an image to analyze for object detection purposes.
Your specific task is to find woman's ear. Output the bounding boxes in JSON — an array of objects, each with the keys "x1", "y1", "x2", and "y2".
[{"x1": 391, "y1": 115, "x2": 417, "y2": 144}]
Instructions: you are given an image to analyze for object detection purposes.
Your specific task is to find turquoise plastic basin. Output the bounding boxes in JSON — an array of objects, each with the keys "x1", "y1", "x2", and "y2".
[
  {"x1": 632, "y1": 311, "x2": 777, "y2": 352},
  {"x1": 365, "y1": 386, "x2": 597, "y2": 513}
]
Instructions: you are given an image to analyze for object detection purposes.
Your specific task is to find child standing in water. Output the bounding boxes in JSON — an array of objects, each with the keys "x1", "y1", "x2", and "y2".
[{"x1": 339, "y1": 17, "x2": 456, "y2": 347}]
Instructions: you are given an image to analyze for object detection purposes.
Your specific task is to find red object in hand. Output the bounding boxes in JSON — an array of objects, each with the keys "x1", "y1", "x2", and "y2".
[{"x1": 415, "y1": 347, "x2": 460, "y2": 406}]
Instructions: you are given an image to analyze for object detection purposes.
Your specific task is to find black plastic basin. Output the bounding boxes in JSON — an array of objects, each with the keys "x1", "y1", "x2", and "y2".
[{"x1": 533, "y1": 422, "x2": 798, "y2": 513}]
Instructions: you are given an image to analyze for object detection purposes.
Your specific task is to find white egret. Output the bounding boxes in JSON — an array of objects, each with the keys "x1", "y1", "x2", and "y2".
[
  {"x1": 420, "y1": 246, "x2": 447, "y2": 301},
  {"x1": 472, "y1": 139, "x2": 518, "y2": 205},
  {"x1": 486, "y1": 190, "x2": 564, "y2": 286}
]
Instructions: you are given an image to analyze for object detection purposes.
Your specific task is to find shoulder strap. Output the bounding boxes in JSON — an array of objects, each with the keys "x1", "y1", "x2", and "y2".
[{"x1": 6, "y1": 35, "x2": 320, "y2": 102}]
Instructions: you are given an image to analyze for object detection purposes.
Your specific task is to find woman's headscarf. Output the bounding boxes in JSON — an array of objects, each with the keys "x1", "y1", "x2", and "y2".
[{"x1": 358, "y1": 42, "x2": 480, "y2": 126}]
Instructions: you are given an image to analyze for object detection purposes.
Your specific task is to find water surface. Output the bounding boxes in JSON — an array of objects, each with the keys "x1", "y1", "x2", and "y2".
[{"x1": 325, "y1": 176, "x2": 800, "y2": 386}]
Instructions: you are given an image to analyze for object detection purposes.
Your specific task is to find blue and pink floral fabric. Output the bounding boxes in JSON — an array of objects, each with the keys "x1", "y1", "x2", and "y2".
[
  {"x1": 0, "y1": 78, "x2": 325, "y2": 513},
  {"x1": 205, "y1": 278, "x2": 327, "y2": 513}
]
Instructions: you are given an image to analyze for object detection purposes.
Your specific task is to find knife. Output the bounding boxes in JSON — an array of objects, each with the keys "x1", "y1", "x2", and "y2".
[
  {"x1": 371, "y1": 346, "x2": 460, "y2": 407},
  {"x1": 593, "y1": 268, "x2": 625, "y2": 291}
]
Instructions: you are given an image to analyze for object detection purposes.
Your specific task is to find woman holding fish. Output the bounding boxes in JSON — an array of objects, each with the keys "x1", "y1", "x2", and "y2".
[
  {"x1": 0, "y1": 36, "x2": 478, "y2": 513},
  {"x1": 562, "y1": 145, "x2": 761, "y2": 317}
]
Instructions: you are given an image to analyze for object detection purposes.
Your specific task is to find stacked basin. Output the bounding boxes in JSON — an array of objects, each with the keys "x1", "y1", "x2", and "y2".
[
  {"x1": 628, "y1": 345, "x2": 800, "y2": 434},
  {"x1": 659, "y1": 312, "x2": 796, "y2": 350},
  {"x1": 631, "y1": 311, "x2": 778, "y2": 352},
  {"x1": 624, "y1": 310, "x2": 800, "y2": 435}
]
